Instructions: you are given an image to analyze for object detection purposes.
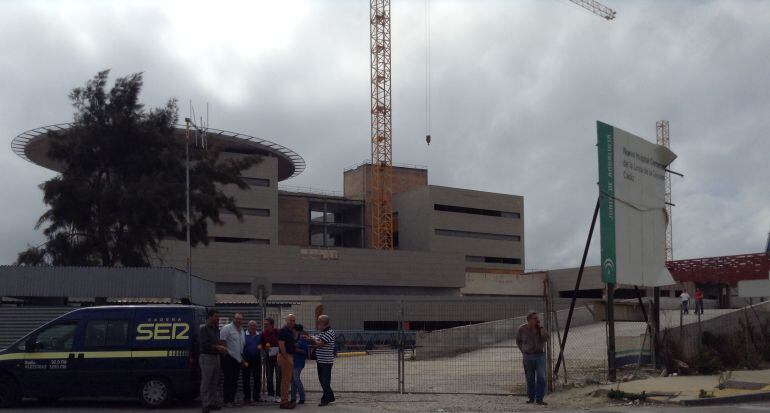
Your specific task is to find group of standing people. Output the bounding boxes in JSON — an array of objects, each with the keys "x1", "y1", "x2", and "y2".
[
  {"x1": 679, "y1": 287, "x2": 705, "y2": 315},
  {"x1": 198, "y1": 309, "x2": 337, "y2": 412}
]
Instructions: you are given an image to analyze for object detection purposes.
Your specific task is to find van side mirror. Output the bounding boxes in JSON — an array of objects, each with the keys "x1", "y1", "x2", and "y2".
[{"x1": 25, "y1": 338, "x2": 36, "y2": 352}]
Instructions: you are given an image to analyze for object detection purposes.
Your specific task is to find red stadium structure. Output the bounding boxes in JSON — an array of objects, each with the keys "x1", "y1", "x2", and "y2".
[
  {"x1": 667, "y1": 252, "x2": 770, "y2": 307},
  {"x1": 667, "y1": 252, "x2": 770, "y2": 284}
]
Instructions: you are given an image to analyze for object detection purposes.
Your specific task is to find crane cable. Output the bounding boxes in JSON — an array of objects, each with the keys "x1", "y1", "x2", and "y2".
[{"x1": 425, "y1": 0, "x2": 431, "y2": 146}]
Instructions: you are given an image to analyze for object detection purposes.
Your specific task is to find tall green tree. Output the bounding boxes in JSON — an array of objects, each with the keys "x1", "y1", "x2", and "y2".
[{"x1": 17, "y1": 70, "x2": 260, "y2": 266}]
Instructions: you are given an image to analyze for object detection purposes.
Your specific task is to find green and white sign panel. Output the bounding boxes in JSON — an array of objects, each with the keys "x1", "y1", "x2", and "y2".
[{"x1": 597, "y1": 121, "x2": 677, "y2": 287}]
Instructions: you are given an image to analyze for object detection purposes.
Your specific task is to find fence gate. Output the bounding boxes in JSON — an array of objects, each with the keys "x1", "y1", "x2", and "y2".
[{"x1": 308, "y1": 296, "x2": 547, "y2": 395}]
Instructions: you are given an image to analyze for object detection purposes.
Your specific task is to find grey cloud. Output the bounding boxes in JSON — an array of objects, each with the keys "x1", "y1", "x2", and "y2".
[{"x1": 1, "y1": 0, "x2": 768, "y2": 269}]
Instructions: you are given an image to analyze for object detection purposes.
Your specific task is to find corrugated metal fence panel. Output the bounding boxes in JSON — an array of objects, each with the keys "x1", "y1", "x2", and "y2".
[
  {"x1": 0, "y1": 266, "x2": 215, "y2": 305},
  {"x1": 0, "y1": 307, "x2": 73, "y2": 349}
]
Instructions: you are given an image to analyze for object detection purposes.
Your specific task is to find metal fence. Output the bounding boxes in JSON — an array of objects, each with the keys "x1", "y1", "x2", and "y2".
[
  {"x1": 0, "y1": 297, "x2": 617, "y2": 396},
  {"x1": 290, "y1": 296, "x2": 549, "y2": 395}
]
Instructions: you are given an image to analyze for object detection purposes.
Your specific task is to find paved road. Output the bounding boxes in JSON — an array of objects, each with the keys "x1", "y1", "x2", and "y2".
[
  {"x1": 6, "y1": 399, "x2": 770, "y2": 413},
  {"x1": 591, "y1": 403, "x2": 770, "y2": 413},
  {"x1": 4, "y1": 399, "x2": 369, "y2": 413}
]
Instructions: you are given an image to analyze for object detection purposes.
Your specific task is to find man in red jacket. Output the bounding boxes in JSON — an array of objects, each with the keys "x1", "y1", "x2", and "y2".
[{"x1": 694, "y1": 288, "x2": 705, "y2": 315}]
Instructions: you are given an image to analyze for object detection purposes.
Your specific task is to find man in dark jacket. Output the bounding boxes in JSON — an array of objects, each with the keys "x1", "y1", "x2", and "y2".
[
  {"x1": 516, "y1": 311, "x2": 549, "y2": 406},
  {"x1": 199, "y1": 309, "x2": 227, "y2": 413}
]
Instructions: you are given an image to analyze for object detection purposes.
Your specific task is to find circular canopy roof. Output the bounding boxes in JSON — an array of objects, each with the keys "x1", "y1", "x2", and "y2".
[{"x1": 11, "y1": 123, "x2": 305, "y2": 181}]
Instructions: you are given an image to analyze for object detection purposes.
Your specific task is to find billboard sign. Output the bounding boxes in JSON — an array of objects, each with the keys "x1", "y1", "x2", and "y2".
[{"x1": 597, "y1": 121, "x2": 676, "y2": 286}]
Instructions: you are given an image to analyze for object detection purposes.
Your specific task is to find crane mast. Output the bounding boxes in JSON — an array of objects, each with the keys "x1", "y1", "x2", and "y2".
[
  {"x1": 370, "y1": 0, "x2": 394, "y2": 250},
  {"x1": 656, "y1": 120, "x2": 673, "y2": 261}
]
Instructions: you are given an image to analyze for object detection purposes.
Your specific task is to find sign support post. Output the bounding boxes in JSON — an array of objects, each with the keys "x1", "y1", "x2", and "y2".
[{"x1": 606, "y1": 282, "x2": 616, "y2": 381}]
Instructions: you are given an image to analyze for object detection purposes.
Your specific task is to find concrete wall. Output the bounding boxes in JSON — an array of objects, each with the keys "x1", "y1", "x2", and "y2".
[
  {"x1": 394, "y1": 185, "x2": 525, "y2": 272},
  {"x1": 160, "y1": 242, "x2": 466, "y2": 291},
  {"x1": 393, "y1": 186, "x2": 432, "y2": 251},
  {"x1": 414, "y1": 299, "x2": 597, "y2": 359},
  {"x1": 215, "y1": 154, "x2": 279, "y2": 244},
  {"x1": 461, "y1": 272, "x2": 545, "y2": 296},
  {"x1": 343, "y1": 164, "x2": 428, "y2": 248},
  {"x1": 547, "y1": 265, "x2": 688, "y2": 298},
  {"x1": 665, "y1": 300, "x2": 770, "y2": 360},
  {"x1": 321, "y1": 296, "x2": 550, "y2": 331}
]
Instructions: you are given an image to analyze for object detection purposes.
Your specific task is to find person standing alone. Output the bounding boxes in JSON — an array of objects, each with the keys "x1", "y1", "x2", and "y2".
[
  {"x1": 516, "y1": 311, "x2": 549, "y2": 406},
  {"x1": 199, "y1": 309, "x2": 227, "y2": 413},
  {"x1": 312, "y1": 315, "x2": 336, "y2": 407},
  {"x1": 220, "y1": 313, "x2": 245, "y2": 407}
]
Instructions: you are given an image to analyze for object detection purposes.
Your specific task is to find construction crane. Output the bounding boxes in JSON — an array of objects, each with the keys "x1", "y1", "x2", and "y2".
[
  {"x1": 656, "y1": 120, "x2": 673, "y2": 261},
  {"x1": 567, "y1": 0, "x2": 617, "y2": 20},
  {"x1": 370, "y1": 0, "x2": 393, "y2": 250},
  {"x1": 367, "y1": 0, "x2": 617, "y2": 250}
]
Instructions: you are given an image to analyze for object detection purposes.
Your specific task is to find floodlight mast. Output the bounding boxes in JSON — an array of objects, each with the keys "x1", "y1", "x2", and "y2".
[
  {"x1": 184, "y1": 117, "x2": 193, "y2": 301},
  {"x1": 183, "y1": 108, "x2": 208, "y2": 303}
]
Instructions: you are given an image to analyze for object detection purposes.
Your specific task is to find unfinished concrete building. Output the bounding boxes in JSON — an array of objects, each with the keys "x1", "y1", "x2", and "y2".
[{"x1": 13, "y1": 125, "x2": 526, "y2": 297}]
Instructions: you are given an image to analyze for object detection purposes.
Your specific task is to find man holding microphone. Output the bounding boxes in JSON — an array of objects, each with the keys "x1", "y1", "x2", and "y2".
[{"x1": 516, "y1": 311, "x2": 549, "y2": 406}]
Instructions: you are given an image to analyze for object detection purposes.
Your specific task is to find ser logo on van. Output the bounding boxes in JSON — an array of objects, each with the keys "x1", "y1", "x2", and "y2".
[{"x1": 136, "y1": 317, "x2": 190, "y2": 341}]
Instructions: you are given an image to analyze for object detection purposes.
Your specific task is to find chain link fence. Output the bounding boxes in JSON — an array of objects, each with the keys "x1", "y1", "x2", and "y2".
[
  {"x1": 294, "y1": 297, "x2": 549, "y2": 395},
  {"x1": 217, "y1": 295, "x2": 623, "y2": 397}
]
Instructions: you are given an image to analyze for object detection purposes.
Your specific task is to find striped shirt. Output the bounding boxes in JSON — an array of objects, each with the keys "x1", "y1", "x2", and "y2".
[{"x1": 315, "y1": 327, "x2": 336, "y2": 364}]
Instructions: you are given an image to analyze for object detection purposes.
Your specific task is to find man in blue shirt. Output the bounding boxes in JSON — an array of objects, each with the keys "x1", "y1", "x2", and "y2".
[
  {"x1": 291, "y1": 324, "x2": 309, "y2": 404},
  {"x1": 242, "y1": 320, "x2": 262, "y2": 405}
]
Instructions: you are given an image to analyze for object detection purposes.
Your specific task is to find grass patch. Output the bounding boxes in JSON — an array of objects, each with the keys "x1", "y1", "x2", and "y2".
[{"x1": 608, "y1": 389, "x2": 647, "y2": 402}]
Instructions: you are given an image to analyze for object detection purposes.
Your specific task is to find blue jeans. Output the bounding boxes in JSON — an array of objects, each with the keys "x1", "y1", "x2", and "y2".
[
  {"x1": 682, "y1": 300, "x2": 689, "y2": 314},
  {"x1": 291, "y1": 366, "x2": 305, "y2": 401},
  {"x1": 523, "y1": 352, "x2": 546, "y2": 402}
]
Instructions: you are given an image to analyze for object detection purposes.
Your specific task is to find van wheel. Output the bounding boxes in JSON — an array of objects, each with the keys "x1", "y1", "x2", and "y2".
[
  {"x1": 138, "y1": 377, "x2": 172, "y2": 408},
  {"x1": 0, "y1": 375, "x2": 20, "y2": 408}
]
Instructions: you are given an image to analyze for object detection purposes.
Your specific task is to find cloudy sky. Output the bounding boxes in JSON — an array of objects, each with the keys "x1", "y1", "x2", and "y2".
[{"x1": 1, "y1": 0, "x2": 768, "y2": 270}]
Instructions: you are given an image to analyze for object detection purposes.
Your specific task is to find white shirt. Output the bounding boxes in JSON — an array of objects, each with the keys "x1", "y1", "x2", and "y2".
[
  {"x1": 680, "y1": 292, "x2": 690, "y2": 302},
  {"x1": 220, "y1": 322, "x2": 245, "y2": 362}
]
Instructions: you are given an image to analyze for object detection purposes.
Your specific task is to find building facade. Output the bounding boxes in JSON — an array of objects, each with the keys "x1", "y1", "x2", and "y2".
[{"x1": 13, "y1": 125, "x2": 527, "y2": 297}]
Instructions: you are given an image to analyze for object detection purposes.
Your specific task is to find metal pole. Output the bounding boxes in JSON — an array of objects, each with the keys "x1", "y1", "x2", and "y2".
[
  {"x1": 553, "y1": 197, "x2": 600, "y2": 377},
  {"x1": 634, "y1": 286, "x2": 651, "y2": 366},
  {"x1": 679, "y1": 300, "x2": 684, "y2": 343},
  {"x1": 544, "y1": 280, "x2": 554, "y2": 391},
  {"x1": 607, "y1": 282, "x2": 617, "y2": 382},
  {"x1": 633, "y1": 286, "x2": 650, "y2": 324},
  {"x1": 185, "y1": 119, "x2": 192, "y2": 301},
  {"x1": 398, "y1": 300, "x2": 405, "y2": 394},
  {"x1": 323, "y1": 200, "x2": 328, "y2": 247},
  {"x1": 652, "y1": 287, "x2": 660, "y2": 368}
]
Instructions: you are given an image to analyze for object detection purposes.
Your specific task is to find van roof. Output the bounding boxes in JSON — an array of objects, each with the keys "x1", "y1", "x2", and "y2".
[{"x1": 66, "y1": 304, "x2": 206, "y2": 313}]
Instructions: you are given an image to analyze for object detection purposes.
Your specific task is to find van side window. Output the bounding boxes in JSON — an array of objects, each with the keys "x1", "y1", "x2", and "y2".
[
  {"x1": 33, "y1": 323, "x2": 78, "y2": 351},
  {"x1": 85, "y1": 320, "x2": 129, "y2": 347}
]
